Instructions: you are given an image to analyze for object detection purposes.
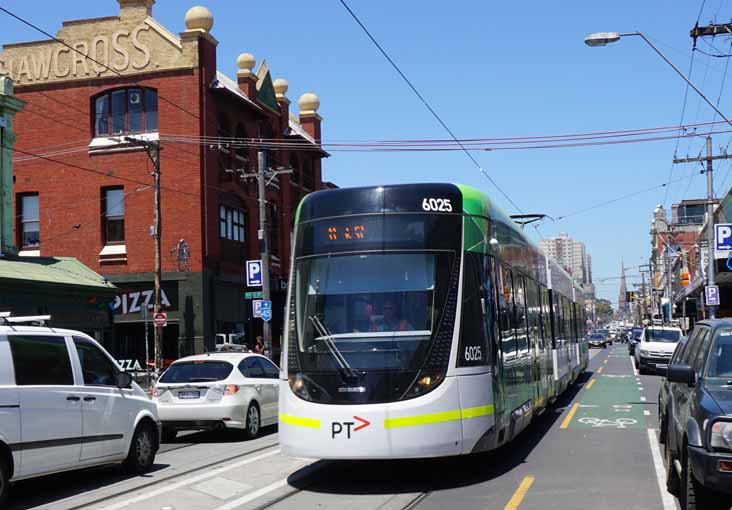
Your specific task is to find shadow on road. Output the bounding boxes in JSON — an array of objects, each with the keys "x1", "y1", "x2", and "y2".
[
  {"x1": 7, "y1": 426, "x2": 278, "y2": 510},
  {"x1": 288, "y1": 372, "x2": 592, "y2": 495}
]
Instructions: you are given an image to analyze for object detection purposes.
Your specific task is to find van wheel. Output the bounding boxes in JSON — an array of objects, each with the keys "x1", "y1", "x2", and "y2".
[
  {"x1": 0, "y1": 458, "x2": 8, "y2": 507},
  {"x1": 123, "y1": 422, "x2": 157, "y2": 474},
  {"x1": 245, "y1": 403, "x2": 261, "y2": 439}
]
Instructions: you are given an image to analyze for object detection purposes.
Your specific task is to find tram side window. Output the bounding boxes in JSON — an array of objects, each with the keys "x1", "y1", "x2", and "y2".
[
  {"x1": 552, "y1": 294, "x2": 562, "y2": 347},
  {"x1": 458, "y1": 252, "x2": 490, "y2": 367},
  {"x1": 497, "y1": 264, "x2": 517, "y2": 357},
  {"x1": 525, "y1": 278, "x2": 540, "y2": 350},
  {"x1": 540, "y1": 286, "x2": 551, "y2": 348},
  {"x1": 513, "y1": 275, "x2": 529, "y2": 355}
]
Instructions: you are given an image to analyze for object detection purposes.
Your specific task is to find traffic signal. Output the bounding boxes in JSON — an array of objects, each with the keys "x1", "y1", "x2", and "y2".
[{"x1": 681, "y1": 271, "x2": 690, "y2": 287}]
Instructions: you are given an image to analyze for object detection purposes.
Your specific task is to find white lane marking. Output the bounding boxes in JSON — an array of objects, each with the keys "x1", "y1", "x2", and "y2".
[
  {"x1": 647, "y1": 428, "x2": 678, "y2": 510},
  {"x1": 639, "y1": 387, "x2": 644, "y2": 391},
  {"x1": 644, "y1": 410, "x2": 651, "y2": 416},
  {"x1": 640, "y1": 396, "x2": 647, "y2": 402},
  {"x1": 631, "y1": 356, "x2": 638, "y2": 376},
  {"x1": 99, "y1": 449, "x2": 282, "y2": 510},
  {"x1": 213, "y1": 478, "x2": 289, "y2": 510}
]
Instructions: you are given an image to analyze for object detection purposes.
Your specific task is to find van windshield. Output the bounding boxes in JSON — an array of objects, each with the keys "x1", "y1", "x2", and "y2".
[{"x1": 644, "y1": 329, "x2": 681, "y2": 343}]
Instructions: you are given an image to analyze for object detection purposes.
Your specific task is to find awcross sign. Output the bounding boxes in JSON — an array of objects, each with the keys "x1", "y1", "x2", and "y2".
[{"x1": 332, "y1": 416, "x2": 371, "y2": 438}]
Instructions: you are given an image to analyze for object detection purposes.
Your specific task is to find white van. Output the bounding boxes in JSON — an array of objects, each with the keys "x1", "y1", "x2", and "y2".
[{"x1": 0, "y1": 323, "x2": 160, "y2": 504}]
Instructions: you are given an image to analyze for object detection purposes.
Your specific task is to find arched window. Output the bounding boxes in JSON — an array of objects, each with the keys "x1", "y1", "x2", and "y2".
[{"x1": 94, "y1": 88, "x2": 158, "y2": 136}]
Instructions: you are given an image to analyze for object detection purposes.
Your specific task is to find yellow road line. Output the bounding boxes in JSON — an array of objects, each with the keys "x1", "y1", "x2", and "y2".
[
  {"x1": 603, "y1": 359, "x2": 608, "y2": 364},
  {"x1": 504, "y1": 475, "x2": 536, "y2": 510},
  {"x1": 586, "y1": 379, "x2": 596, "y2": 390},
  {"x1": 596, "y1": 367, "x2": 604, "y2": 374},
  {"x1": 560, "y1": 402, "x2": 579, "y2": 429}
]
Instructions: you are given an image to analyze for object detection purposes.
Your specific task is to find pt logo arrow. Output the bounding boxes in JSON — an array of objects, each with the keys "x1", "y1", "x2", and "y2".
[{"x1": 331, "y1": 416, "x2": 371, "y2": 438}]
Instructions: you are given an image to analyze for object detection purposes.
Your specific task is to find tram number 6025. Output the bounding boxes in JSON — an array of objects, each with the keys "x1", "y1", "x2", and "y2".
[
  {"x1": 464, "y1": 345, "x2": 483, "y2": 361},
  {"x1": 422, "y1": 198, "x2": 453, "y2": 212}
]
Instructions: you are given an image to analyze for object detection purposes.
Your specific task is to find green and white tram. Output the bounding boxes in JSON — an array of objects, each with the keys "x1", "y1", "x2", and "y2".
[{"x1": 279, "y1": 183, "x2": 587, "y2": 459}]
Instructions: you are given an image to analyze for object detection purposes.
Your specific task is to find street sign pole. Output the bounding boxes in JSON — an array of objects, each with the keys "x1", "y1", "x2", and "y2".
[{"x1": 258, "y1": 150, "x2": 272, "y2": 360}]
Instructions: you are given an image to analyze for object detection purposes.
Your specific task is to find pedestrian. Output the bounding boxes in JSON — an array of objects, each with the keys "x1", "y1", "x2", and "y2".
[{"x1": 254, "y1": 335, "x2": 264, "y2": 354}]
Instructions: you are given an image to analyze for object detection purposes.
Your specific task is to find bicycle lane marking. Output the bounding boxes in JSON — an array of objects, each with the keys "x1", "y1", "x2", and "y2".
[{"x1": 564, "y1": 373, "x2": 645, "y2": 430}]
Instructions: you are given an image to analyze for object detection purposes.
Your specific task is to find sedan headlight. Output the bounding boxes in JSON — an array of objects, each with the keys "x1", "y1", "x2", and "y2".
[
  {"x1": 710, "y1": 420, "x2": 732, "y2": 451},
  {"x1": 639, "y1": 349, "x2": 649, "y2": 357}
]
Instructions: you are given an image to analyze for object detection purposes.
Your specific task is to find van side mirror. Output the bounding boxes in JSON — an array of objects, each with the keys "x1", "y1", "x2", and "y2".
[
  {"x1": 667, "y1": 364, "x2": 696, "y2": 387},
  {"x1": 116, "y1": 371, "x2": 133, "y2": 388}
]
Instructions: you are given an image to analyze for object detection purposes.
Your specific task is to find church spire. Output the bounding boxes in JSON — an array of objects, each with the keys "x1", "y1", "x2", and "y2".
[{"x1": 619, "y1": 259, "x2": 628, "y2": 313}]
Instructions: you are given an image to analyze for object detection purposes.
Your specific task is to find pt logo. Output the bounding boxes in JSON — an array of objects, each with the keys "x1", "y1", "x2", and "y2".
[{"x1": 331, "y1": 416, "x2": 370, "y2": 438}]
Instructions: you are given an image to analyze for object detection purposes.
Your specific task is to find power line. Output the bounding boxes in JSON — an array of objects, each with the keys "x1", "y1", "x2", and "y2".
[{"x1": 336, "y1": 0, "x2": 524, "y2": 214}]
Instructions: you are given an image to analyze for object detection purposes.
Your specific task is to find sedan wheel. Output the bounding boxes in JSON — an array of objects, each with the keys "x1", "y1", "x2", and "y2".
[{"x1": 245, "y1": 403, "x2": 261, "y2": 439}]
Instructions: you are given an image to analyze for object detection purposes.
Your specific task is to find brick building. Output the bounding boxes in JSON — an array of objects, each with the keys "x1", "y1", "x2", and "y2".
[{"x1": 0, "y1": 1, "x2": 328, "y2": 364}]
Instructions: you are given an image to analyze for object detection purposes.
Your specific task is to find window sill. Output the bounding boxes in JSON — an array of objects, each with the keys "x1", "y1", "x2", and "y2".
[
  {"x1": 89, "y1": 132, "x2": 159, "y2": 155},
  {"x1": 19, "y1": 249, "x2": 40, "y2": 257},
  {"x1": 99, "y1": 244, "x2": 127, "y2": 264}
]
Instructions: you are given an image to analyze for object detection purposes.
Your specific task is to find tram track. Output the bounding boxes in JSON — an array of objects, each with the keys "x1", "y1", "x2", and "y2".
[{"x1": 62, "y1": 440, "x2": 280, "y2": 510}]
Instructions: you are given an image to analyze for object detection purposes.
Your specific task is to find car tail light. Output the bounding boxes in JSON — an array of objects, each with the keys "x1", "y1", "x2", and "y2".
[
  {"x1": 152, "y1": 386, "x2": 168, "y2": 398},
  {"x1": 224, "y1": 385, "x2": 239, "y2": 396},
  {"x1": 718, "y1": 460, "x2": 732, "y2": 472}
]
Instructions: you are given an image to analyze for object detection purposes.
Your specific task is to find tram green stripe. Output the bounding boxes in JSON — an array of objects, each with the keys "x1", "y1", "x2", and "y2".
[
  {"x1": 384, "y1": 405, "x2": 494, "y2": 429},
  {"x1": 280, "y1": 413, "x2": 320, "y2": 429}
]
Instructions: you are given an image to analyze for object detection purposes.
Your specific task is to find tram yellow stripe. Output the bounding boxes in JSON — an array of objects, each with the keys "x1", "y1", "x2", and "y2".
[
  {"x1": 383, "y1": 405, "x2": 494, "y2": 429},
  {"x1": 279, "y1": 413, "x2": 320, "y2": 429}
]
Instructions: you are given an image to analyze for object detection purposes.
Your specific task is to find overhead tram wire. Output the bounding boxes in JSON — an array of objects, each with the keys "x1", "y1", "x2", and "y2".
[
  {"x1": 336, "y1": 0, "x2": 526, "y2": 216},
  {"x1": 0, "y1": 6, "x2": 199, "y2": 121}
]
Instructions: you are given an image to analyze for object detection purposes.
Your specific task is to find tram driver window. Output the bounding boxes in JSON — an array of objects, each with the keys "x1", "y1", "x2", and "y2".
[{"x1": 497, "y1": 264, "x2": 517, "y2": 357}]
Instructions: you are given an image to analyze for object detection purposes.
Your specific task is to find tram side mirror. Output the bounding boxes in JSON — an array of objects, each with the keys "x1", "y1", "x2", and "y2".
[{"x1": 667, "y1": 364, "x2": 695, "y2": 387}]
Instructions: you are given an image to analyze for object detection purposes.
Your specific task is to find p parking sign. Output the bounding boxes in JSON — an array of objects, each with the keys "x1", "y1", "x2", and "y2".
[
  {"x1": 715, "y1": 224, "x2": 732, "y2": 251},
  {"x1": 706, "y1": 285, "x2": 720, "y2": 306},
  {"x1": 246, "y1": 260, "x2": 262, "y2": 287}
]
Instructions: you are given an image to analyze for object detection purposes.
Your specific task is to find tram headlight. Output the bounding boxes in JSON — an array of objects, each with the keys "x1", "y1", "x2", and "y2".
[
  {"x1": 288, "y1": 374, "x2": 312, "y2": 400},
  {"x1": 403, "y1": 370, "x2": 445, "y2": 399}
]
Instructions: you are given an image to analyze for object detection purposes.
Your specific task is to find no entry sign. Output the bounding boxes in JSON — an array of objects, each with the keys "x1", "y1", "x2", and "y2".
[{"x1": 153, "y1": 312, "x2": 167, "y2": 327}]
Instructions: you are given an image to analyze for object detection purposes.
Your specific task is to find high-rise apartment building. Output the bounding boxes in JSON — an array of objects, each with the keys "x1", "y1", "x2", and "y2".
[{"x1": 539, "y1": 233, "x2": 593, "y2": 291}]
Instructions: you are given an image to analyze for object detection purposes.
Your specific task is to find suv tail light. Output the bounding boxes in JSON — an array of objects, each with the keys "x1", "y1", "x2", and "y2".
[{"x1": 224, "y1": 384, "x2": 239, "y2": 396}]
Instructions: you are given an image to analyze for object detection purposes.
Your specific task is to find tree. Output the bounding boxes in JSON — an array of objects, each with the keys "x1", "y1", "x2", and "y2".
[{"x1": 595, "y1": 298, "x2": 613, "y2": 322}]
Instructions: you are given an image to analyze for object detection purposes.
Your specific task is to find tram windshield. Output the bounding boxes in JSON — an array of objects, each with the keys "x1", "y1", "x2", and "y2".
[{"x1": 295, "y1": 252, "x2": 443, "y2": 371}]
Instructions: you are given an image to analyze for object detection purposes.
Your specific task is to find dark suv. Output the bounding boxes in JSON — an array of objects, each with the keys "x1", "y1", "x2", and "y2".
[{"x1": 659, "y1": 319, "x2": 732, "y2": 510}]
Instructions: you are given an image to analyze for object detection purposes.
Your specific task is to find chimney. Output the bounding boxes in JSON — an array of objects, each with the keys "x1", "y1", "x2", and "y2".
[
  {"x1": 298, "y1": 92, "x2": 321, "y2": 142},
  {"x1": 236, "y1": 53, "x2": 257, "y2": 99},
  {"x1": 118, "y1": 0, "x2": 155, "y2": 19}
]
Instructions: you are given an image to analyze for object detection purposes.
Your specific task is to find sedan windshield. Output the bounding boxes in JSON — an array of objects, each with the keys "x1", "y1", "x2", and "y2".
[
  {"x1": 707, "y1": 329, "x2": 732, "y2": 378},
  {"x1": 644, "y1": 329, "x2": 681, "y2": 343},
  {"x1": 159, "y1": 361, "x2": 233, "y2": 383}
]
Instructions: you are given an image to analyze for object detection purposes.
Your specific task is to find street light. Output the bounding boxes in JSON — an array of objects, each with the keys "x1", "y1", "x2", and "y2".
[{"x1": 586, "y1": 29, "x2": 727, "y2": 319}]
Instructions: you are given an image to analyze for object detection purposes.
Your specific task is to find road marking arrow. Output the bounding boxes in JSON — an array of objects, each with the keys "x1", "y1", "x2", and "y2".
[{"x1": 354, "y1": 415, "x2": 370, "y2": 432}]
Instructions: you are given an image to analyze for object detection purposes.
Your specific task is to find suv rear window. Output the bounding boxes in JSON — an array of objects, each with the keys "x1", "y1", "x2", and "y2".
[
  {"x1": 9, "y1": 335, "x2": 74, "y2": 386},
  {"x1": 644, "y1": 329, "x2": 681, "y2": 342},
  {"x1": 159, "y1": 361, "x2": 233, "y2": 383}
]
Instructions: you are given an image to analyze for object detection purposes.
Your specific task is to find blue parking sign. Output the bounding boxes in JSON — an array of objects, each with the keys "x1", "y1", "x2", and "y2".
[
  {"x1": 715, "y1": 224, "x2": 732, "y2": 251},
  {"x1": 252, "y1": 300, "x2": 262, "y2": 318},
  {"x1": 706, "y1": 285, "x2": 720, "y2": 306},
  {"x1": 261, "y1": 300, "x2": 272, "y2": 322},
  {"x1": 246, "y1": 260, "x2": 262, "y2": 287}
]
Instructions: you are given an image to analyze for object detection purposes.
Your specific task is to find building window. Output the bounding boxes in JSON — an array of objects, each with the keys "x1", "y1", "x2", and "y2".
[
  {"x1": 94, "y1": 88, "x2": 158, "y2": 137},
  {"x1": 219, "y1": 205, "x2": 246, "y2": 243},
  {"x1": 103, "y1": 188, "x2": 125, "y2": 244},
  {"x1": 19, "y1": 194, "x2": 40, "y2": 248}
]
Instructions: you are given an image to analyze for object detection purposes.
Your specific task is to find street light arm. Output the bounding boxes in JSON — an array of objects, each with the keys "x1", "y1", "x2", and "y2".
[{"x1": 622, "y1": 32, "x2": 732, "y2": 128}]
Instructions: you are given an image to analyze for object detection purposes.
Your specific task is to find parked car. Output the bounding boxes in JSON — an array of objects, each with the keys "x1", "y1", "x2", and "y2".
[
  {"x1": 153, "y1": 352, "x2": 280, "y2": 441},
  {"x1": 628, "y1": 327, "x2": 643, "y2": 356},
  {"x1": 659, "y1": 319, "x2": 732, "y2": 510},
  {"x1": 588, "y1": 333, "x2": 609, "y2": 348},
  {"x1": 635, "y1": 326, "x2": 683, "y2": 374},
  {"x1": 0, "y1": 323, "x2": 159, "y2": 505}
]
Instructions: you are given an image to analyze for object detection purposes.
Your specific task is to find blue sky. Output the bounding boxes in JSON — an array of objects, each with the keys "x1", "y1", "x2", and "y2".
[{"x1": 2, "y1": 0, "x2": 730, "y2": 306}]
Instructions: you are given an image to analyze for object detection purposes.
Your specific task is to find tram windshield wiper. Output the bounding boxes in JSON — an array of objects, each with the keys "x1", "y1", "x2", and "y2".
[{"x1": 308, "y1": 314, "x2": 355, "y2": 380}]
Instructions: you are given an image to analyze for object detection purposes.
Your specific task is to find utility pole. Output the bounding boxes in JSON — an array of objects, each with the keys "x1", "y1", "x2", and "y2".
[
  {"x1": 257, "y1": 150, "x2": 272, "y2": 359},
  {"x1": 673, "y1": 136, "x2": 730, "y2": 319},
  {"x1": 664, "y1": 246, "x2": 673, "y2": 324},
  {"x1": 125, "y1": 137, "x2": 162, "y2": 370}
]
